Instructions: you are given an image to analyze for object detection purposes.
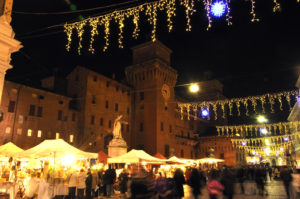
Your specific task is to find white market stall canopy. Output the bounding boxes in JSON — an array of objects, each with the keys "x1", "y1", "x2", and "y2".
[
  {"x1": 0, "y1": 142, "x2": 24, "y2": 157},
  {"x1": 167, "y1": 156, "x2": 186, "y2": 164},
  {"x1": 197, "y1": 157, "x2": 224, "y2": 164},
  {"x1": 19, "y1": 139, "x2": 97, "y2": 159},
  {"x1": 108, "y1": 149, "x2": 165, "y2": 164}
]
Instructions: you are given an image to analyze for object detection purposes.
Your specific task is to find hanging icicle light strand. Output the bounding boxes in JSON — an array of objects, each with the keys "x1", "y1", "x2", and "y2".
[
  {"x1": 63, "y1": 0, "x2": 297, "y2": 53},
  {"x1": 178, "y1": 90, "x2": 299, "y2": 120}
]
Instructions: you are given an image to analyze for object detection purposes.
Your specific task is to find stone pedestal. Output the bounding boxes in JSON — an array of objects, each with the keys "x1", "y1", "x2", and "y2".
[{"x1": 108, "y1": 138, "x2": 127, "y2": 158}]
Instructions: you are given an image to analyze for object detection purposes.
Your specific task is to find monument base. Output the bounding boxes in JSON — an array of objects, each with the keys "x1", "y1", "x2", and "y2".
[{"x1": 108, "y1": 138, "x2": 127, "y2": 158}]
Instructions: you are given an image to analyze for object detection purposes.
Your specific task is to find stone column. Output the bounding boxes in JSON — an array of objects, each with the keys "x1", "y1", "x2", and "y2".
[{"x1": 0, "y1": 0, "x2": 22, "y2": 104}]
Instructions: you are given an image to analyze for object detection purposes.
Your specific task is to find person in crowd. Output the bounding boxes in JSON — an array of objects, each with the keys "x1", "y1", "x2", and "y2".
[
  {"x1": 91, "y1": 169, "x2": 99, "y2": 198},
  {"x1": 207, "y1": 169, "x2": 224, "y2": 199},
  {"x1": 255, "y1": 166, "x2": 267, "y2": 196},
  {"x1": 189, "y1": 168, "x2": 201, "y2": 198},
  {"x1": 173, "y1": 168, "x2": 185, "y2": 199},
  {"x1": 268, "y1": 166, "x2": 273, "y2": 181},
  {"x1": 119, "y1": 169, "x2": 129, "y2": 198},
  {"x1": 155, "y1": 173, "x2": 175, "y2": 199},
  {"x1": 85, "y1": 169, "x2": 92, "y2": 199},
  {"x1": 77, "y1": 168, "x2": 87, "y2": 199},
  {"x1": 98, "y1": 169, "x2": 106, "y2": 196},
  {"x1": 67, "y1": 170, "x2": 78, "y2": 199},
  {"x1": 237, "y1": 167, "x2": 245, "y2": 194},
  {"x1": 25, "y1": 172, "x2": 39, "y2": 199},
  {"x1": 221, "y1": 168, "x2": 234, "y2": 199},
  {"x1": 280, "y1": 166, "x2": 292, "y2": 199},
  {"x1": 130, "y1": 166, "x2": 155, "y2": 199},
  {"x1": 103, "y1": 166, "x2": 116, "y2": 198}
]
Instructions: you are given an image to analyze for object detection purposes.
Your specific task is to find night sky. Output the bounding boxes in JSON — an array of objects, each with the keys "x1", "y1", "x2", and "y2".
[{"x1": 8, "y1": 0, "x2": 300, "y2": 102}]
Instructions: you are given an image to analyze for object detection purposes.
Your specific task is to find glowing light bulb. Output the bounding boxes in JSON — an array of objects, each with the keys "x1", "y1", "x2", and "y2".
[
  {"x1": 257, "y1": 115, "x2": 267, "y2": 123},
  {"x1": 284, "y1": 137, "x2": 289, "y2": 142},
  {"x1": 189, "y1": 84, "x2": 199, "y2": 93},
  {"x1": 201, "y1": 109, "x2": 209, "y2": 117},
  {"x1": 211, "y1": 1, "x2": 226, "y2": 18},
  {"x1": 260, "y1": 128, "x2": 268, "y2": 135}
]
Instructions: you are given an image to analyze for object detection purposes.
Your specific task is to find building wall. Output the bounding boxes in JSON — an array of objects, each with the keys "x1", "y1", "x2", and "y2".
[
  {"x1": 0, "y1": 41, "x2": 236, "y2": 163},
  {"x1": 66, "y1": 66, "x2": 132, "y2": 152},
  {"x1": 0, "y1": 81, "x2": 79, "y2": 149},
  {"x1": 198, "y1": 136, "x2": 236, "y2": 166}
]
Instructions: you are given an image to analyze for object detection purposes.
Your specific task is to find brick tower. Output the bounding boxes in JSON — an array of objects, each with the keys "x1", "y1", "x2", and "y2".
[{"x1": 125, "y1": 41, "x2": 178, "y2": 156}]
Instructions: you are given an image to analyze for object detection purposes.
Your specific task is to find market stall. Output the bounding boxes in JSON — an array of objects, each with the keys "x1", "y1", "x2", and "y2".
[
  {"x1": 0, "y1": 142, "x2": 23, "y2": 158},
  {"x1": 107, "y1": 149, "x2": 165, "y2": 164}
]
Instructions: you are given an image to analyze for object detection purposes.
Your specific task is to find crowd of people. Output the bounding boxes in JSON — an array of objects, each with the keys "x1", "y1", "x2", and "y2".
[{"x1": 61, "y1": 164, "x2": 300, "y2": 199}]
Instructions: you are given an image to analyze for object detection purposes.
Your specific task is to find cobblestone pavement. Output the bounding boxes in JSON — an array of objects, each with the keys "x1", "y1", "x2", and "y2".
[
  {"x1": 95, "y1": 180, "x2": 289, "y2": 199},
  {"x1": 183, "y1": 180, "x2": 288, "y2": 199}
]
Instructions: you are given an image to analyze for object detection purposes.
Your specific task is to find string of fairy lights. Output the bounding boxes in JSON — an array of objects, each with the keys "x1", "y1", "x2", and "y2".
[
  {"x1": 178, "y1": 90, "x2": 299, "y2": 121},
  {"x1": 216, "y1": 121, "x2": 300, "y2": 137},
  {"x1": 63, "y1": 0, "x2": 299, "y2": 53}
]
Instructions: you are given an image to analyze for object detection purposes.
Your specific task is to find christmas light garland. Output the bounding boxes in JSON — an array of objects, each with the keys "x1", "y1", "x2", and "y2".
[
  {"x1": 178, "y1": 90, "x2": 299, "y2": 120},
  {"x1": 216, "y1": 121, "x2": 300, "y2": 137},
  {"x1": 63, "y1": 0, "x2": 298, "y2": 53}
]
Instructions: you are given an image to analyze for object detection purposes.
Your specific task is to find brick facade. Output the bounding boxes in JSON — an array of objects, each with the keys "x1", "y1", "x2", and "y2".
[{"x1": 0, "y1": 41, "x2": 238, "y2": 164}]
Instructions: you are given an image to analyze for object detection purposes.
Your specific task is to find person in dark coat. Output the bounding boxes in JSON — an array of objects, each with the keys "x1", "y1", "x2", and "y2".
[
  {"x1": 173, "y1": 169, "x2": 185, "y2": 199},
  {"x1": 118, "y1": 169, "x2": 129, "y2": 197},
  {"x1": 103, "y1": 167, "x2": 116, "y2": 198},
  {"x1": 221, "y1": 168, "x2": 235, "y2": 199},
  {"x1": 85, "y1": 169, "x2": 92, "y2": 199},
  {"x1": 280, "y1": 166, "x2": 292, "y2": 199},
  {"x1": 189, "y1": 168, "x2": 201, "y2": 199},
  {"x1": 237, "y1": 167, "x2": 245, "y2": 194},
  {"x1": 255, "y1": 166, "x2": 267, "y2": 196}
]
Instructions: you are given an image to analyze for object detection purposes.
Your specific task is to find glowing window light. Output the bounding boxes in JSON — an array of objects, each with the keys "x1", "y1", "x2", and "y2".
[
  {"x1": 201, "y1": 109, "x2": 209, "y2": 117},
  {"x1": 211, "y1": 1, "x2": 226, "y2": 18},
  {"x1": 56, "y1": 132, "x2": 60, "y2": 139},
  {"x1": 37, "y1": 130, "x2": 42, "y2": 138},
  {"x1": 70, "y1": 135, "x2": 74, "y2": 143},
  {"x1": 27, "y1": 129, "x2": 32, "y2": 137}
]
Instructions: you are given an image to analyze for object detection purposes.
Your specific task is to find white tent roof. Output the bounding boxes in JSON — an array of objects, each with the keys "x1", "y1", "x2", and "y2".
[
  {"x1": 167, "y1": 156, "x2": 186, "y2": 164},
  {"x1": 0, "y1": 142, "x2": 23, "y2": 157},
  {"x1": 197, "y1": 157, "x2": 224, "y2": 163},
  {"x1": 108, "y1": 149, "x2": 165, "y2": 164},
  {"x1": 19, "y1": 139, "x2": 97, "y2": 159}
]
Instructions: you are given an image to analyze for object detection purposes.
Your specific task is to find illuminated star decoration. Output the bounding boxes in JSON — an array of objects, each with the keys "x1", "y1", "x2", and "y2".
[
  {"x1": 201, "y1": 109, "x2": 209, "y2": 117},
  {"x1": 211, "y1": 1, "x2": 226, "y2": 18}
]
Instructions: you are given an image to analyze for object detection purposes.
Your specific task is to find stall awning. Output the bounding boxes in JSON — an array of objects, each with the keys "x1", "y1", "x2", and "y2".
[
  {"x1": 19, "y1": 139, "x2": 98, "y2": 159},
  {"x1": 0, "y1": 142, "x2": 23, "y2": 157},
  {"x1": 108, "y1": 149, "x2": 165, "y2": 164}
]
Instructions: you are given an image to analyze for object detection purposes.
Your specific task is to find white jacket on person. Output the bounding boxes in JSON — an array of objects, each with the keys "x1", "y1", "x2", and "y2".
[{"x1": 77, "y1": 172, "x2": 86, "y2": 189}]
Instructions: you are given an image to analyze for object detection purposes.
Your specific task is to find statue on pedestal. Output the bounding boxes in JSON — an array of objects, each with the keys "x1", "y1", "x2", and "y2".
[
  {"x1": 112, "y1": 115, "x2": 128, "y2": 139},
  {"x1": 108, "y1": 115, "x2": 128, "y2": 158}
]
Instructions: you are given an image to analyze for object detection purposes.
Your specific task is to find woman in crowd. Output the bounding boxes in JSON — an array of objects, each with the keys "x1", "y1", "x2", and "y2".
[
  {"x1": 189, "y1": 168, "x2": 202, "y2": 199},
  {"x1": 207, "y1": 170, "x2": 224, "y2": 199},
  {"x1": 119, "y1": 169, "x2": 129, "y2": 198},
  {"x1": 77, "y1": 169, "x2": 87, "y2": 199},
  {"x1": 173, "y1": 168, "x2": 185, "y2": 199}
]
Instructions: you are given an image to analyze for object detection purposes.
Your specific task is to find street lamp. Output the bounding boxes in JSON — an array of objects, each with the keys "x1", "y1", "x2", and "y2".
[
  {"x1": 257, "y1": 115, "x2": 267, "y2": 123},
  {"x1": 189, "y1": 83, "x2": 199, "y2": 93}
]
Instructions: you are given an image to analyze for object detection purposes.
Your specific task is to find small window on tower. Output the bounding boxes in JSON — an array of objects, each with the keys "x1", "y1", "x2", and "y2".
[
  {"x1": 27, "y1": 129, "x2": 32, "y2": 137},
  {"x1": 8, "y1": 101, "x2": 15, "y2": 113},
  {"x1": 37, "y1": 130, "x2": 42, "y2": 138},
  {"x1": 70, "y1": 135, "x2": 74, "y2": 143}
]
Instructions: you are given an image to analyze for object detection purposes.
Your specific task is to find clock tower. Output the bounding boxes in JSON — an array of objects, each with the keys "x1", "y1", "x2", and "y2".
[{"x1": 125, "y1": 41, "x2": 177, "y2": 156}]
